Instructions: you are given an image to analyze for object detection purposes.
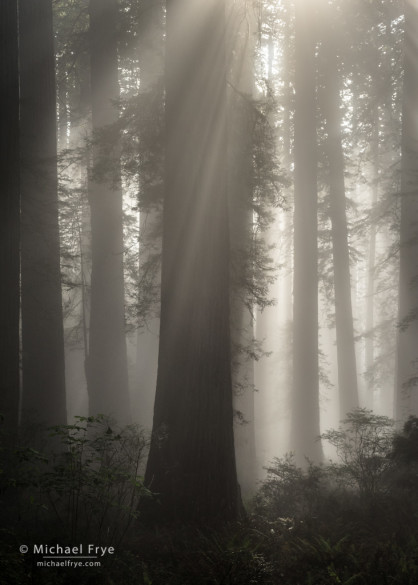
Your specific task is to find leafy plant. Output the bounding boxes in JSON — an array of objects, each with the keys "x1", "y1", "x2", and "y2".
[
  {"x1": 321, "y1": 408, "x2": 394, "y2": 497},
  {"x1": 8, "y1": 415, "x2": 151, "y2": 546},
  {"x1": 253, "y1": 453, "x2": 325, "y2": 526}
]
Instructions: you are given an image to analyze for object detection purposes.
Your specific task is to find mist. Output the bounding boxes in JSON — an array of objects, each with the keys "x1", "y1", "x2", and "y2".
[{"x1": 1, "y1": 0, "x2": 418, "y2": 583}]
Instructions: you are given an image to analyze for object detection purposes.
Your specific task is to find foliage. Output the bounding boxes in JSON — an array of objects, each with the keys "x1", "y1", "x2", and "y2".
[
  {"x1": 389, "y1": 415, "x2": 418, "y2": 490},
  {"x1": 254, "y1": 453, "x2": 325, "y2": 525},
  {"x1": 321, "y1": 408, "x2": 394, "y2": 497},
  {"x1": 248, "y1": 415, "x2": 418, "y2": 584},
  {"x1": 134, "y1": 524, "x2": 274, "y2": 585},
  {"x1": 3, "y1": 410, "x2": 418, "y2": 583},
  {"x1": 2, "y1": 416, "x2": 150, "y2": 547}
]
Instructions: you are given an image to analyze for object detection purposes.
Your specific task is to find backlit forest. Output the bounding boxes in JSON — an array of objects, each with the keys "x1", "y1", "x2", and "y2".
[{"x1": 2, "y1": 0, "x2": 418, "y2": 583}]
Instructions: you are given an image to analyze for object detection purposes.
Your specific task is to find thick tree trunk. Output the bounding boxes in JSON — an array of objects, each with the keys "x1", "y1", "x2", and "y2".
[
  {"x1": 87, "y1": 0, "x2": 130, "y2": 424},
  {"x1": 0, "y1": 0, "x2": 20, "y2": 434},
  {"x1": 145, "y1": 0, "x2": 240, "y2": 523},
  {"x1": 322, "y1": 38, "x2": 359, "y2": 421},
  {"x1": 19, "y1": 0, "x2": 67, "y2": 426},
  {"x1": 396, "y1": 0, "x2": 418, "y2": 422},
  {"x1": 291, "y1": 0, "x2": 322, "y2": 463}
]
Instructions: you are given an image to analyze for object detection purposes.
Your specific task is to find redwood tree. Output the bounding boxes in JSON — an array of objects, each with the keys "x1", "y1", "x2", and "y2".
[
  {"x1": 291, "y1": 0, "x2": 322, "y2": 463},
  {"x1": 0, "y1": 0, "x2": 20, "y2": 434},
  {"x1": 145, "y1": 0, "x2": 240, "y2": 522},
  {"x1": 396, "y1": 0, "x2": 418, "y2": 421},
  {"x1": 87, "y1": 0, "x2": 130, "y2": 423},
  {"x1": 19, "y1": 0, "x2": 67, "y2": 426},
  {"x1": 321, "y1": 25, "x2": 359, "y2": 421}
]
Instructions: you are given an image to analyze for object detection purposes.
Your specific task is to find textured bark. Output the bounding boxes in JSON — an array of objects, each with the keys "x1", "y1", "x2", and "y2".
[
  {"x1": 135, "y1": 0, "x2": 164, "y2": 431},
  {"x1": 228, "y1": 0, "x2": 257, "y2": 499},
  {"x1": 396, "y1": 0, "x2": 418, "y2": 422},
  {"x1": 322, "y1": 36, "x2": 359, "y2": 421},
  {"x1": 19, "y1": 0, "x2": 67, "y2": 426},
  {"x1": 0, "y1": 0, "x2": 20, "y2": 434},
  {"x1": 145, "y1": 0, "x2": 240, "y2": 523},
  {"x1": 291, "y1": 0, "x2": 322, "y2": 464},
  {"x1": 87, "y1": 0, "x2": 130, "y2": 424}
]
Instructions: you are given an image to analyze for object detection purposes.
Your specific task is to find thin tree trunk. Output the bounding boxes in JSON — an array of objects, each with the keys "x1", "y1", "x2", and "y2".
[
  {"x1": 322, "y1": 37, "x2": 359, "y2": 421},
  {"x1": 0, "y1": 0, "x2": 20, "y2": 434},
  {"x1": 365, "y1": 104, "x2": 379, "y2": 408},
  {"x1": 228, "y1": 0, "x2": 257, "y2": 499},
  {"x1": 19, "y1": 0, "x2": 67, "y2": 426},
  {"x1": 396, "y1": 0, "x2": 418, "y2": 422},
  {"x1": 87, "y1": 0, "x2": 130, "y2": 424},
  {"x1": 135, "y1": 0, "x2": 164, "y2": 431},
  {"x1": 291, "y1": 0, "x2": 322, "y2": 463}
]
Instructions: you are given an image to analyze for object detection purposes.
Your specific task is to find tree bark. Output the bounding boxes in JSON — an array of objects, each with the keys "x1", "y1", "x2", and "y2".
[
  {"x1": 396, "y1": 0, "x2": 418, "y2": 422},
  {"x1": 145, "y1": 0, "x2": 240, "y2": 523},
  {"x1": 19, "y1": 0, "x2": 67, "y2": 426},
  {"x1": 87, "y1": 0, "x2": 130, "y2": 424},
  {"x1": 0, "y1": 0, "x2": 20, "y2": 434},
  {"x1": 291, "y1": 0, "x2": 322, "y2": 463},
  {"x1": 135, "y1": 0, "x2": 164, "y2": 431},
  {"x1": 322, "y1": 34, "x2": 359, "y2": 421},
  {"x1": 227, "y1": 0, "x2": 257, "y2": 499}
]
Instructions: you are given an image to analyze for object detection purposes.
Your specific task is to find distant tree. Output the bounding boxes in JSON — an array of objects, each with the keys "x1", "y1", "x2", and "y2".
[
  {"x1": 134, "y1": 0, "x2": 164, "y2": 431},
  {"x1": 19, "y1": 0, "x2": 67, "y2": 426},
  {"x1": 320, "y1": 15, "x2": 359, "y2": 420},
  {"x1": 291, "y1": 0, "x2": 322, "y2": 463},
  {"x1": 227, "y1": 0, "x2": 258, "y2": 499},
  {"x1": 396, "y1": 0, "x2": 418, "y2": 422},
  {"x1": 144, "y1": 0, "x2": 241, "y2": 522},
  {"x1": 0, "y1": 0, "x2": 20, "y2": 434},
  {"x1": 86, "y1": 0, "x2": 130, "y2": 424}
]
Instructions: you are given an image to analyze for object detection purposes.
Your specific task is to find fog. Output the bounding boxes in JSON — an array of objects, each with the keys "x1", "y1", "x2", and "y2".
[
  {"x1": 54, "y1": 0, "x2": 409, "y2": 488},
  {"x1": 3, "y1": 1, "x2": 418, "y2": 580}
]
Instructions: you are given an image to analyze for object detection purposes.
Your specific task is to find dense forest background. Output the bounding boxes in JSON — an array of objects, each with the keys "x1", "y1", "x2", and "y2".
[{"x1": 2, "y1": 0, "x2": 418, "y2": 583}]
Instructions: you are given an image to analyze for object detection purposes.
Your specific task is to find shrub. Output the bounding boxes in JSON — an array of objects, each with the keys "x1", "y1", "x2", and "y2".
[
  {"x1": 321, "y1": 408, "x2": 394, "y2": 498},
  {"x1": 5, "y1": 415, "x2": 151, "y2": 546},
  {"x1": 253, "y1": 453, "x2": 325, "y2": 527}
]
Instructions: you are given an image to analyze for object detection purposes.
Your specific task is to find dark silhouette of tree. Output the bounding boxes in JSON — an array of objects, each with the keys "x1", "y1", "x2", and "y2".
[
  {"x1": 19, "y1": 0, "x2": 67, "y2": 426},
  {"x1": 86, "y1": 0, "x2": 130, "y2": 423},
  {"x1": 0, "y1": 0, "x2": 20, "y2": 434},
  {"x1": 145, "y1": 0, "x2": 241, "y2": 523},
  {"x1": 396, "y1": 0, "x2": 418, "y2": 422}
]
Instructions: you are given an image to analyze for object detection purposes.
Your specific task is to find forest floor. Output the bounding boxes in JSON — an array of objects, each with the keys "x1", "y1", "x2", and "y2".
[{"x1": 2, "y1": 413, "x2": 418, "y2": 584}]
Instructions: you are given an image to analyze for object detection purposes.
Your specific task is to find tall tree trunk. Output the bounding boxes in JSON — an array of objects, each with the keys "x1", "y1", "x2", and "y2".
[
  {"x1": 254, "y1": 5, "x2": 294, "y2": 461},
  {"x1": 87, "y1": 0, "x2": 130, "y2": 424},
  {"x1": 396, "y1": 0, "x2": 418, "y2": 422},
  {"x1": 291, "y1": 0, "x2": 322, "y2": 463},
  {"x1": 365, "y1": 103, "x2": 379, "y2": 408},
  {"x1": 0, "y1": 0, "x2": 20, "y2": 434},
  {"x1": 228, "y1": 0, "x2": 257, "y2": 499},
  {"x1": 19, "y1": 0, "x2": 67, "y2": 426},
  {"x1": 322, "y1": 36, "x2": 359, "y2": 421},
  {"x1": 145, "y1": 0, "x2": 240, "y2": 523},
  {"x1": 135, "y1": 0, "x2": 164, "y2": 431}
]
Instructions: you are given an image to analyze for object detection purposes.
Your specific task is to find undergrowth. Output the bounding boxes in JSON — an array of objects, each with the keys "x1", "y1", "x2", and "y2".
[{"x1": 1, "y1": 410, "x2": 418, "y2": 584}]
